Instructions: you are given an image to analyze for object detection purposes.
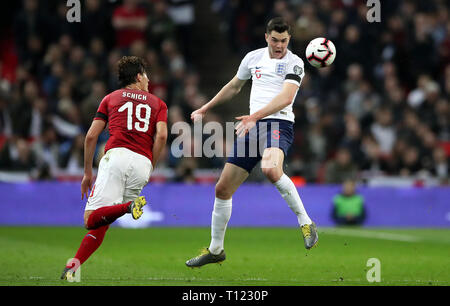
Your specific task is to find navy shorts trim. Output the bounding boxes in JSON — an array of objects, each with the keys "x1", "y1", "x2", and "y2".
[{"x1": 226, "y1": 119, "x2": 294, "y2": 173}]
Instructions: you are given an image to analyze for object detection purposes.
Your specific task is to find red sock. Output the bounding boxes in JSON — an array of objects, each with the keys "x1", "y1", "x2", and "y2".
[
  {"x1": 86, "y1": 202, "x2": 131, "y2": 229},
  {"x1": 66, "y1": 225, "x2": 109, "y2": 269}
]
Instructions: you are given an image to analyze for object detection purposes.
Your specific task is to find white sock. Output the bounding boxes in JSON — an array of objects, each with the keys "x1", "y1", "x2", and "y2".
[
  {"x1": 209, "y1": 197, "x2": 232, "y2": 255},
  {"x1": 274, "y1": 174, "x2": 312, "y2": 226}
]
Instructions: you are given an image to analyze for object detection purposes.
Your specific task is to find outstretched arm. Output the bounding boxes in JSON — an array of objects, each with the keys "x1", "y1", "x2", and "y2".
[{"x1": 191, "y1": 76, "x2": 247, "y2": 122}]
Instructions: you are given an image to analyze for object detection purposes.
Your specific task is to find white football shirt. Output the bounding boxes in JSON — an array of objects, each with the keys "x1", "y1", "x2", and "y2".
[{"x1": 237, "y1": 47, "x2": 305, "y2": 122}]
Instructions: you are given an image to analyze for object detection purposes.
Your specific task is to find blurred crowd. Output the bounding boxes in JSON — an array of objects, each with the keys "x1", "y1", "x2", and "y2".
[
  {"x1": 0, "y1": 0, "x2": 449, "y2": 184},
  {"x1": 0, "y1": 0, "x2": 200, "y2": 180}
]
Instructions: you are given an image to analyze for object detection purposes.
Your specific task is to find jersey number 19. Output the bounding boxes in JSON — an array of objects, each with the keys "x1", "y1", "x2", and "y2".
[{"x1": 118, "y1": 101, "x2": 151, "y2": 132}]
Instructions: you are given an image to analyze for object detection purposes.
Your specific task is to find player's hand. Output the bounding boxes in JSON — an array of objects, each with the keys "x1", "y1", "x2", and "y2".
[
  {"x1": 235, "y1": 115, "x2": 257, "y2": 138},
  {"x1": 190, "y1": 107, "x2": 207, "y2": 123},
  {"x1": 81, "y1": 174, "x2": 94, "y2": 200}
]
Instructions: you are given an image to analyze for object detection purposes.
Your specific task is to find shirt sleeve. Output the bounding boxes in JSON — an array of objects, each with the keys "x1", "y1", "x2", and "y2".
[
  {"x1": 156, "y1": 100, "x2": 168, "y2": 123},
  {"x1": 94, "y1": 95, "x2": 109, "y2": 122},
  {"x1": 284, "y1": 56, "x2": 305, "y2": 87},
  {"x1": 236, "y1": 52, "x2": 252, "y2": 80}
]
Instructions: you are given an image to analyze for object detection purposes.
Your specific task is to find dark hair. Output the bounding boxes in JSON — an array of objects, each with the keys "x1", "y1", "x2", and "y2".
[
  {"x1": 266, "y1": 17, "x2": 290, "y2": 34},
  {"x1": 117, "y1": 56, "x2": 147, "y2": 87}
]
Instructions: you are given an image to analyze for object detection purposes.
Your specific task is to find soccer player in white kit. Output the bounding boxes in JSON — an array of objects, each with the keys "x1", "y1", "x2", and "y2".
[{"x1": 186, "y1": 17, "x2": 318, "y2": 267}]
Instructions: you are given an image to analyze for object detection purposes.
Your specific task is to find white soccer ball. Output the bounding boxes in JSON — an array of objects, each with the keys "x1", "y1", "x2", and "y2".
[{"x1": 305, "y1": 37, "x2": 336, "y2": 68}]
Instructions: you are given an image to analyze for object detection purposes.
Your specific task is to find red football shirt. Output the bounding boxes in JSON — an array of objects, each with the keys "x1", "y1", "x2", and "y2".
[{"x1": 94, "y1": 88, "x2": 168, "y2": 162}]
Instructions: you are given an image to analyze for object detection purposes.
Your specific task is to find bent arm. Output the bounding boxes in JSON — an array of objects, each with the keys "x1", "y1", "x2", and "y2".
[
  {"x1": 152, "y1": 121, "x2": 168, "y2": 167},
  {"x1": 84, "y1": 119, "x2": 106, "y2": 176},
  {"x1": 249, "y1": 82, "x2": 299, "y2": 121}
]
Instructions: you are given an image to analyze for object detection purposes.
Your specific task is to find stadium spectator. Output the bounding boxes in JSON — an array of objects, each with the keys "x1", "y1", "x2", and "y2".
[
  {"x1": 430, "y1": 146, "x2": 449, "y2": 183},
  {"x1": 112, "y1": 0, "x2": 148, "y2": 49},
  {"x1": 407, "y1": 74, "x2": 432, "y2": 108},
  {"x1": 419, "y1": 81, "x2": 441, "y2": 132},
  {"x1": 13, "y1": 0, "x2": 49, "y2": 66},
  {"x1": 10, "y1": 80, "x2": 42, "y2": 138},
  {"x1": 31, "y1": 125, "x2": 60, "y2": 177},
  {"x1": 370, "y1": 107, "x2": 396, "y2": 156},
  {"x1": 340, "y1": 114, "x2": 365, "y2": 168},
  {"x1": 59, "y1": 133, "x2": 85, "y2": 175},
  {"x1": 80, "y1": 0, "x2": 113, "y2": 48},
  {"x1": 0, "y1": 137, "x2": 37, "y2": 172},
  {"x1": 337, "y1": 25, "x2": 365, "y2": 75},
  {"x1": 146, "y1": 0, "x2": 175, "y2": 53},
  {"x1": 174, "y1": 156, "x2": 197, "y2": 183},
  {"x1": 331, "y1": 179, "x2": 366, "y2": 226},
  {"x1": 398, "y1": 145, "x2": 422, "y2": 177},
  {"x1": 80, "y1": 80, "x2": 107, "y2": 129},
  {"x1": 325, "y1": 147, "x2": 358, "y2": 184},
  {"x1": 167, "y1": 0, "x2": 195, "y2": 58},
  {"x1": 0, "y1": 92, "x2": 12, "y2": 138}
]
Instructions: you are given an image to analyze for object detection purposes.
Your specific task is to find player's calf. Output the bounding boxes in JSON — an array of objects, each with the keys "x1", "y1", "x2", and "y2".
[
  {"x1": 84, "y1": 197, "x2": 146, "y2": 229},
  {"x1": 84, "y1": 203, "x2": 129, "y2": 229}
]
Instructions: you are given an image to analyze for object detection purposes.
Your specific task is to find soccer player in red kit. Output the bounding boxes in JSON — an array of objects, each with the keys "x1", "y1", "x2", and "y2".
[{"x1": 61, "y1": 56, "x2": 168, "y2": 280}]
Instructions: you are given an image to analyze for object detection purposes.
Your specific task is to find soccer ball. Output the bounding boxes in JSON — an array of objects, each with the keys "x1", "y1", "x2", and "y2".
[{"x1": 305, "y1": 38, "x2": 336, "y2": 68}]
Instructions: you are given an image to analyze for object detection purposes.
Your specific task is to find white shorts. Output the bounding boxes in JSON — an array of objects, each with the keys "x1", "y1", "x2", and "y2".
[{"x1": 85, "y1": 147, "x2": 153, "y2": 211}]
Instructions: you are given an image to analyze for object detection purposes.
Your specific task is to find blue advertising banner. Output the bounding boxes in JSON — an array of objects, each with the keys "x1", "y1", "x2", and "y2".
[{"x1": 0, "y1": 182, "x2": 449, "y2": 227}]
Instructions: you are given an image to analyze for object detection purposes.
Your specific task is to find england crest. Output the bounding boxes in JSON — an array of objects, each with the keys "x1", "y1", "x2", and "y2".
[{"x1": 275, "y1": 63, "x2": 287, "y2": 75}]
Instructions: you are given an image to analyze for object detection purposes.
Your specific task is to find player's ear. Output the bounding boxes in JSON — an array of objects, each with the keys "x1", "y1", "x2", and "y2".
[
  {"x1": 136, "y1": 73, "x2": 142, "y2": 83},
  {"x1": 265, "y1": 33, "x2": 269, "y2": 43}
]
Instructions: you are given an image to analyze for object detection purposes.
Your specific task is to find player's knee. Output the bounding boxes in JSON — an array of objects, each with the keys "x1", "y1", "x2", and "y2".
[
  {"x1": 84, "y1": 221, "x2": 91, "y2": 230},
  {"x1": 215, "y1": 182, "x2": 233, "y2": 200},
  {"x1": 262, "y1": 167, "x2": 282, "y2": 183},
  {"x1": 84, "y1": 219, "x2": 94, "y2": 230},
  {"x1": 84, "y1": 211, "x2": 92, "y2": 230}
]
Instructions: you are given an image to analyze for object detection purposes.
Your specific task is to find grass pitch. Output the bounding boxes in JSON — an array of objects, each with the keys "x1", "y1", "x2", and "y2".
[{"x1": 0, "y1": 226, "x2": 449, "y2": 286}]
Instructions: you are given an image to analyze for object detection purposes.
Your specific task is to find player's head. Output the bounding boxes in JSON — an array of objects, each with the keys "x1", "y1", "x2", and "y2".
[
  {"x1": 265, "y1": 17, "x2": 291, "y2": 59},
  {"x1": 117, "y1": 56, "x2": 149, "y2": 91}
]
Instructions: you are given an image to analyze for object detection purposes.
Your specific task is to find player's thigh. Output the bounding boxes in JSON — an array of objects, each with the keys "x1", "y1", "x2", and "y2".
[
  {"x1": 123, "y1": 153, "x2": 153, "y2": 203},
  {"x1": 215, "y1": 162, "x2": 249, "y2": 199},
  {"x1": 85, "y1": 151, "x2": 126, "y2": 211},
  {"x1": 261, "y1": 147, "x2": 285, "y2": 183}
]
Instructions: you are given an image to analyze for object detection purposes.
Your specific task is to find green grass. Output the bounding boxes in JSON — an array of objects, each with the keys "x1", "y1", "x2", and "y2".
[{"x1": 0, "y1": 227, "x2": 449, "y2": 286}]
